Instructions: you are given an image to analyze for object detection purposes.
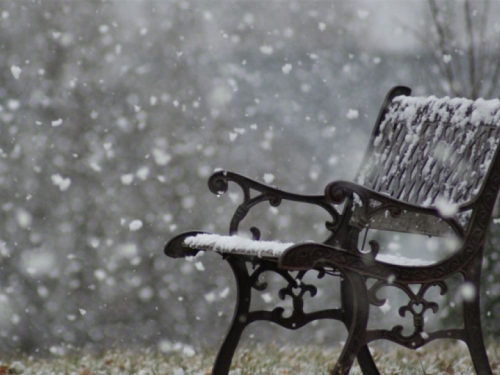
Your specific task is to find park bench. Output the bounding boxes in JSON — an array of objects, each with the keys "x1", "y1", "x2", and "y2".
[{"x1": 164, "y1": 86, "x2": 500, "y2": 374}]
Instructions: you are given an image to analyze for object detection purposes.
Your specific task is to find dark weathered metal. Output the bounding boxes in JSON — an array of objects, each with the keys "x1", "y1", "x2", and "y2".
[
  {"x1": 164, "y1": 86, "x2": 500, "y2": 374},
  {"x1": 211, "y1": 257, "x2": 251, "y2": 375},
  {"x1": 210, "y1": 257, "x2": 344, "y2": 374},
  {"x1": 207, "y1": 170, "x2": 341, "y2": 236}
]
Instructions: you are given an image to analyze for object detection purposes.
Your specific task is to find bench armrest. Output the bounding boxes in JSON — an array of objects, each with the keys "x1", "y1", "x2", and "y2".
[
  {"x1": 164, "y1": 231, "x2": 207, "y2": 258},
  {"x1": 325, "y1": 180, "x2": 465, "y2": 238},
  {"x1": 208, "y1": 170, "x2": 341, "y2": 238}
]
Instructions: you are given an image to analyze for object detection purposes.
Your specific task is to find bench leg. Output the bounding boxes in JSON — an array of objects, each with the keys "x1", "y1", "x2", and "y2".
[
  {"x1": 212, "y1": 258, "x2": 251, "y2": 375},
  {"x1": 357, "y1": 345, "x2": 380, "y2": 375},
  {"x1": 331, "y1": 270, "x2": 371, "y2": 375},
  {"x1": 338, "y1": 273, "x2": 380, "y2": 375},
  {"x1": 463, "y1": 299, "x2": 492, "y2": 375},
  {"x1": 463, "y1": 257, "x2": 492, "y2": 375}
]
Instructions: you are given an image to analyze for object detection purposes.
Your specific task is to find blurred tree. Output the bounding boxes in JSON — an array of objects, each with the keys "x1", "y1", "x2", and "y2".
[
  {"x1": 0, "y1": 0, "x2": 137, "y2": 352},
  {"x1": 0, "y1": 0, "x2": 408, "y2": 353},
  {"x1": 415, "y1": 0, "x2": 500, "y2": 99}
]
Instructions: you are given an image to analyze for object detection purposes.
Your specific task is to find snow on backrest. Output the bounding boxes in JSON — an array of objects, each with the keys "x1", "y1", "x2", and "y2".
[{"x1": 355, "y1": 95, "x2": 500, "y2": 235}]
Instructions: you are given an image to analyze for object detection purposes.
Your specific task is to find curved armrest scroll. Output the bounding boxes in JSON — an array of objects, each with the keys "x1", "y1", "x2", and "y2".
[
  {"x1": 208, "y1": 170, "x2": 341, "y2": 236},
  {"x1": 164, "y1": 231, "x2": 208, "y2": 258},
  {"x1": 325, "y1": 180, "x2": 465, "y2": 238}
]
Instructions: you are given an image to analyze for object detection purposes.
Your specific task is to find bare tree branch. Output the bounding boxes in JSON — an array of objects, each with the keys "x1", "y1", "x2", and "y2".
[
  {"x1": 407, "y1": 0, "x2": 500, "y2": 99},
  {"x1": 464, "y1": 0, "x2": 477, "y2": 98},
  {"x1": 428, "y1": 0, "x2": 461, "y2": 96},
  {"x1": 476, "y1": 0, "x2": 490, "y2": 94},
  {"x1": 485, "y1": 57, "x2": 500, "y2": 98}
]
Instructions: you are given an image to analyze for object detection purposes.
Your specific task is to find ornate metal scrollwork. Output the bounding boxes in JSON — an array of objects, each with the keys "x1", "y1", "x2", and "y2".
[
  {"x1": 208, "y1": 170, "x2": 341, "y2": 237},
  {"x1": 325, "y1": 180, "x2": 465, "y2": 239},
  {"x1": 367, "y1": 279, "x2": 447, "y2": 347},
  {"x1": 274, "y1": 271, "x2": 317, "y2": 321},
  {"x1": 245, "y1": 262, "x2": 342, "y2": 330}
]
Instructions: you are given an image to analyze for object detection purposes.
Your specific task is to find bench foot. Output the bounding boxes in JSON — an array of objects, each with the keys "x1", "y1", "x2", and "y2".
[
  {"x1": 463, "y1": 300, "x2": 492, "y2": 374},
  {"x1": 464, "y1": 322, "x2": 492, "y2": 375},
  {"x1": 463, "y1": 298, "x2": 492, "y2": 375},
  {"x1": 463, "y1": 258, "x2": 493, "y2": 375},
  {"x1": 331, "y1": 270, "x2": 371, "y2": 375},
  {"x1": 212, "y1": 258, "x2": 251, "y2": 375},
  {"x1": 357, "y1": 345, "x2": 380, "y2": 375}
]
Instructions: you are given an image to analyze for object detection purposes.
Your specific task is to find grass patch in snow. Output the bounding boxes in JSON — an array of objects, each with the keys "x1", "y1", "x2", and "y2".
[{"x1": 0, "y1": 341, "x2": 499, "y2": 374}]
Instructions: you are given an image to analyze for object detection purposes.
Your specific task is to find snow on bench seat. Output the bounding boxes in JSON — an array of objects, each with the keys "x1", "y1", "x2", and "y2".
[
  {"x1": 183, "y1": 233, "x2": 435, "y2": 266},
  {"x1": 184, "y1": 233, "x2": 294, "y2": 258}
]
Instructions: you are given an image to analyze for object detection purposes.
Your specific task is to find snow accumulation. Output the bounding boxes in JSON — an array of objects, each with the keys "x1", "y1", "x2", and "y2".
[
  {"x1": 357, "y1": 94, "x2": 500, "y2": 209},
  {"x1": 393, "y1": 95, "x2": 500, "y2": 129},
  {"x1": 184, "y1": 233, "x2": 293, "y2": 258},
  {"x1": 183, "y1": 233, "x2": 434, "y2": 266},
  {"x1": 375, "y1": 253, "x2": 434, "y2": 266}
]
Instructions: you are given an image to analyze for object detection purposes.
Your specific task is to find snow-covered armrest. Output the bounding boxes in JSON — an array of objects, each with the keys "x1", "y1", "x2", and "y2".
[
  {"x1": 167, "y1": 232, "x2": 435, "y2": 266},
  {"x1": 183, "y1": 233, "x2": 294, "y2": 259},
  {"x1": 164, "y1": 231, "x2": 293, "y2": 259}
]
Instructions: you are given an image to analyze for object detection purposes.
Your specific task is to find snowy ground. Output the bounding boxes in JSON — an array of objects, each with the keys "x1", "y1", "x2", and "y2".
[{"x1": 1, "y1": 341, "x2": 498, "y2": 374}]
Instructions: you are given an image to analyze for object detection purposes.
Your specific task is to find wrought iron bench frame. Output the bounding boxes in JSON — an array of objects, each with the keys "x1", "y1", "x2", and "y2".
[{"x1": 165, "y1": 86, "x2": 499, "y2": 374}]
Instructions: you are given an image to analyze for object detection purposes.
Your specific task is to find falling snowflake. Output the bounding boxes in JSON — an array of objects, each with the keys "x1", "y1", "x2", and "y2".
[
  {"x1": 11, "y1": 65, "x2": 21, "y2": 79},
  {"x1": 129, "y1": 220, "x2": 143, "y2": 231},
  {"x1": 263, "y1": 173, "x2": 275, "y2": 183},
  {"x1": 51, "y1": 119, "x2": 63, "y2": 127},
  {"x1": 51, "y1": 174, "x2": 71, "y2": 191},
  {"x1": 282, "y1": 64, "x2": 292, "y2": 74},
  {"x1": 346, "y1": 109, "x2": 359, "y2": 120}
]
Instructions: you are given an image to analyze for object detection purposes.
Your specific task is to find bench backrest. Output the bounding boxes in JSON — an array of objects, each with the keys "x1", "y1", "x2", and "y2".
[{"x1": 353, "y1": 86, "x2": 500, "y2": 237}]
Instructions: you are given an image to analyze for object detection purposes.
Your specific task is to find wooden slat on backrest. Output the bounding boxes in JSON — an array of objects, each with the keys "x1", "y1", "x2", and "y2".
[{"x1": 354, "y1": 94, "x2": 500, "y2": 236}]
